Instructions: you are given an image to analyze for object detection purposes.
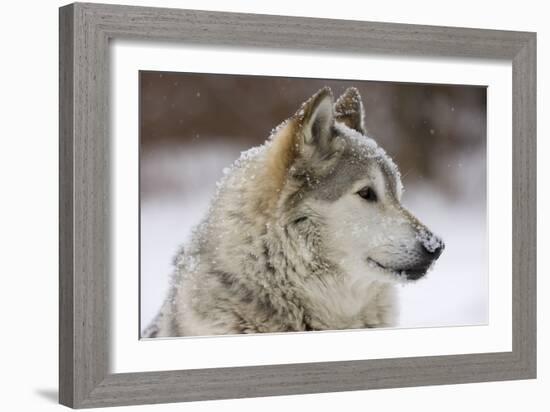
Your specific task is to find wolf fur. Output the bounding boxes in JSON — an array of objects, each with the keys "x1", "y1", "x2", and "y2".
[{"x1": 143, "y1": 87, "x2": 444, "y2": 337}]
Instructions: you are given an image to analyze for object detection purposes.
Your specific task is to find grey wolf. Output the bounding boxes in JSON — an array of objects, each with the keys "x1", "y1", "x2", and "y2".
[{"x1": 143, "y1": 87, "x2": 444, "y2": 337}]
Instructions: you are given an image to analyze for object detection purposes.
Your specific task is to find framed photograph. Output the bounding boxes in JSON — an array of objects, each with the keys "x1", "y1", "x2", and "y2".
[{"x1": 59, "y1": 2, "x2": 536, "y2": 408}]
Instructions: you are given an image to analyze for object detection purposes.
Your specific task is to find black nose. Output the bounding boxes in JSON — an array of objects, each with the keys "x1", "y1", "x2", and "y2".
[{"x1": 422, "y1": 239, "x2": 444, "y2": 259}]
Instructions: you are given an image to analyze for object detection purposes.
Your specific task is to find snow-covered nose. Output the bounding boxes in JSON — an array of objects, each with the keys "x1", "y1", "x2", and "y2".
[{"x1": 416, "y1": 229, "x2": 444, "y2": 260}]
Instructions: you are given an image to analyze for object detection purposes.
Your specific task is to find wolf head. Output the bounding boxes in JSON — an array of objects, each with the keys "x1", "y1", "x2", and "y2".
[
  {"x1": 207, "y1": 87, "x2": 444, "y2": 286},
  {"x1": 252, "y1": 87, "x2": 445, "y2": 282}
]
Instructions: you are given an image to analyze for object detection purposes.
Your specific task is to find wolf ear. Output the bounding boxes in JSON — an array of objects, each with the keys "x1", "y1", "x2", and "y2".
[
  {"x1": 334, "y1": 87, "x2": 366, "y2": 134},
  {"x1": 291, "y1": 87, "x2": 344, "y2": 178},
  {"x1": 299, "y1": 87, "x2": 335, "y2": 148}
]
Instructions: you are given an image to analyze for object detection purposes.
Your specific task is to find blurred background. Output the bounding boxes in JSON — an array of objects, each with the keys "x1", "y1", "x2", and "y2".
[{"x1": 140, "y1": 71, "x2": 487, "y2": 332}]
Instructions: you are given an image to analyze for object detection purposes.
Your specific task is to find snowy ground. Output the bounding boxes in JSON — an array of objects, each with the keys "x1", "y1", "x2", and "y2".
[{"x1": 140, "y1": 144, "x2": 488, "y2": 331}]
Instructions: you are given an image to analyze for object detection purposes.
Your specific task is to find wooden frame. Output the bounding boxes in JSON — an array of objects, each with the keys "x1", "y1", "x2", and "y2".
[{"x1": 59, "y1": 2, "x2": 536, "y2": 408}]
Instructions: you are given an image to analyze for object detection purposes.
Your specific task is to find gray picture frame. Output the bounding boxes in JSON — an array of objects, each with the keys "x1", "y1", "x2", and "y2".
[{"x1": 59, "y1": 2, "x2": 536, "y2": 409}]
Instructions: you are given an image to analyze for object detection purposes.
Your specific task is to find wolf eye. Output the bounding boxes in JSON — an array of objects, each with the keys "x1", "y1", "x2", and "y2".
[{"x1": 357, "y1": 186, "x2": 378, "y2": 202}]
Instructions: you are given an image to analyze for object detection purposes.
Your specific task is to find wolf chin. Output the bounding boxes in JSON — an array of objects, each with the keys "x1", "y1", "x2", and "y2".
[{"x1": 144, "y1": 87, "x2": 444, "y2": 337}]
